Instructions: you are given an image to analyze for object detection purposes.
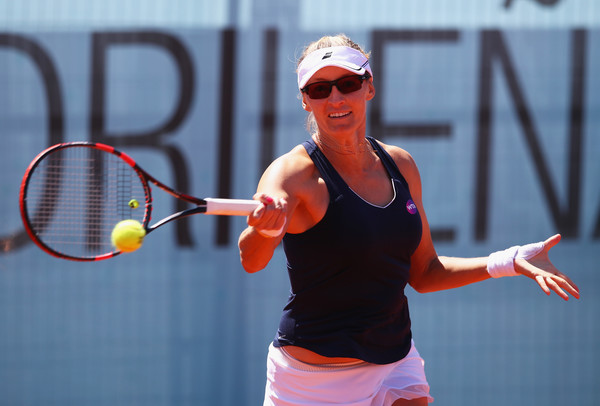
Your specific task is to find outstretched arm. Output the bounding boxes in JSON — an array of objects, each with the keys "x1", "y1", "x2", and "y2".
[
  {"x1": 416, "y1": 235, "x2": 579, "y2": 300},
  {"x1": 385, "y1": 144, "x2": 580, "y2": 300}
]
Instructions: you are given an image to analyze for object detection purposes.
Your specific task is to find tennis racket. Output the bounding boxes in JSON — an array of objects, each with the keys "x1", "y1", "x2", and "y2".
[{"x1": 19, "y1": 142, "x2": 260, "y2": 261}]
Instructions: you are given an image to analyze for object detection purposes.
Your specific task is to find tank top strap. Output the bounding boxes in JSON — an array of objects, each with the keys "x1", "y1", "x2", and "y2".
[
  {"x1": 302, "y1": 139, "x2": 345, "y2": 201},
  {"x1": 366, "y1": 136, "x2": 409, "y2": 189}
]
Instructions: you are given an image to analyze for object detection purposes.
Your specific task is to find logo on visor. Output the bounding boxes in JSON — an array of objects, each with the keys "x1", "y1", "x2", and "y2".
[{"x1": 322, "y1": 52, "x2": 333, "y2": 60}]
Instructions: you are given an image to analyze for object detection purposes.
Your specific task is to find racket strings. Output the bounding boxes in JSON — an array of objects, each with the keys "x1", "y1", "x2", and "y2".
[{"x1": 24, "y1": 147, "x2": 146, "y2": 258}]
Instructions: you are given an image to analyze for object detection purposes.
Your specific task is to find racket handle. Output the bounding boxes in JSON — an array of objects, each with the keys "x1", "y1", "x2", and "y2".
[{"x1": 204, "y1": 198, "x2": 261, "y2": 216}]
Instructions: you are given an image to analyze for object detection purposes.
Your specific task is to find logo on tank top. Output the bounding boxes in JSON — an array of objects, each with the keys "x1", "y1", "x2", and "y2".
[{"x1": 406, "y1": 199, "x2": 417, "y2": 214}]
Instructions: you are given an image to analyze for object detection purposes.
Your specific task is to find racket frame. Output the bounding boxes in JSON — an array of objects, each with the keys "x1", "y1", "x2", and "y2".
[{"x1": 19, "y1": 142, "x2": 259, "y2": 261}]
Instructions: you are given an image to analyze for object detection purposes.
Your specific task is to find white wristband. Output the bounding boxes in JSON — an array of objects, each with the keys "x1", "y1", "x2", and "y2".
[
  {"x1": 487, "y1": 241, "x2": 545, "y2": 278},
  {"x1": 487, "y1": 245, "x2": 519, "y2": 278}
]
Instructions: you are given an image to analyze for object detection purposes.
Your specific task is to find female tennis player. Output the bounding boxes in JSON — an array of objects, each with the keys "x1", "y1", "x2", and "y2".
[{"x1": 238, "y1": 34, "x2": 579, "y2": 405}]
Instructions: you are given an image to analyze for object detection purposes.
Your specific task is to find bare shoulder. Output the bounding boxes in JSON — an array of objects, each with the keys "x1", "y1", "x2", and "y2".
[
  {"x1": 259, "y1": 144, "x2": 326, "y2": 232},
  {"x1": 258, "y1": 144, "x2": 318, "y2": 197},
  {"x1": 375, "y1": 140, "x2": 421, "y2": 184}
]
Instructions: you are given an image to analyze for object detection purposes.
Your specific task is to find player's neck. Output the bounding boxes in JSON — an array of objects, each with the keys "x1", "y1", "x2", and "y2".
[{"x1": 312, "y1": 132, "x2": 370, "y2": 156}]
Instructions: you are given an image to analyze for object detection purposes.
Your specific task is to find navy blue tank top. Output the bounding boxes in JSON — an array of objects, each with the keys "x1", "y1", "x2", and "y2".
[{"x1": 273, "y1": 136, "x2": 423, "y2": 365}]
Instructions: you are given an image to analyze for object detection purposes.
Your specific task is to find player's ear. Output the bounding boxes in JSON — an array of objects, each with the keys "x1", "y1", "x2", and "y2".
[
  {"x1": 301, "y1": 94, "x2": 312, "y2": 112},
  {"x1": 365, "y1": 78, "x2": 375, "y2": 101}
]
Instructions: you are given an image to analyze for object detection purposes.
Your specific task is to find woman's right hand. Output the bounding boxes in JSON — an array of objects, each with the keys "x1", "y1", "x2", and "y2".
[{"x1": 248, "y1": 193, "x2": 288, "y2": 238}]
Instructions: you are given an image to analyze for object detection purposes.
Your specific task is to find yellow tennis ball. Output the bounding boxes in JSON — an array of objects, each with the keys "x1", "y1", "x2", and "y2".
[
  {"x1": 111, "y1": 219, "x2": 146, "y2": 253},
  {"x1": 128, "y1": 199, "x2": 139, "y2": 209}
]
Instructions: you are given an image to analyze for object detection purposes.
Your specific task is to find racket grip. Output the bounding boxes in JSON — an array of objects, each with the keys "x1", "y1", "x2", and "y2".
[{"x1": 204, "y1": 198, "x2": 261, "y2": 216}]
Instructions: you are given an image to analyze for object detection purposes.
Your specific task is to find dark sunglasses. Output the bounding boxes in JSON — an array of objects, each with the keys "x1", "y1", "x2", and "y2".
[{"x1": 301, "y1": 73, "x2": 371, "y2": 100}]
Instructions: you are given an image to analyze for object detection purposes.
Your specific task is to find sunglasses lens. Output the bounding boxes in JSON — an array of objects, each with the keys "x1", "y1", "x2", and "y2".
[
  {"x1": 303, "y1": 75, "x2": 368, "y2": 99},
  {"x1": 336, "y1": 76, "x2": 363, "y2": 94},
  {"x1": 306, "y1": 83, "x2": 332, "y2": 99}
]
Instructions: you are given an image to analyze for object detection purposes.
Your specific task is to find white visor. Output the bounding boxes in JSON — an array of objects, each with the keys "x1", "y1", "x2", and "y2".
[{"x1": 297, "y1": 46, "x2": 372, "y2": 89}]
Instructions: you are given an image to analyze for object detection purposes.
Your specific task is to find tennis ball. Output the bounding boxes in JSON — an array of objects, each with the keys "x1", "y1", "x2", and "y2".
[
  {"x1": 111, "y1": 219, "x2": 146, "y2": 253},
  {"x1": 128, "y1": 199, "x2": 139, "y2": 209}
]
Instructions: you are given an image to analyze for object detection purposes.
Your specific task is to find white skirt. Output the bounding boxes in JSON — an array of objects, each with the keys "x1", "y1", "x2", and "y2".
[{"x1": 263, "y1": 340, "x2": 434, "y2": 405}]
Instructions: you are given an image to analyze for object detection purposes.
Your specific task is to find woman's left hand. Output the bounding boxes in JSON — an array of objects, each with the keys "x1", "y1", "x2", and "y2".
[{"x1": 514, "y1": 234, "x2": 580, "y2": 301}]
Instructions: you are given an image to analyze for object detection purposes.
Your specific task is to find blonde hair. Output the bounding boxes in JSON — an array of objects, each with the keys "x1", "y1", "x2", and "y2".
[{"x1": 297, "y1": 34, "x2": 371, "y2": 135}]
